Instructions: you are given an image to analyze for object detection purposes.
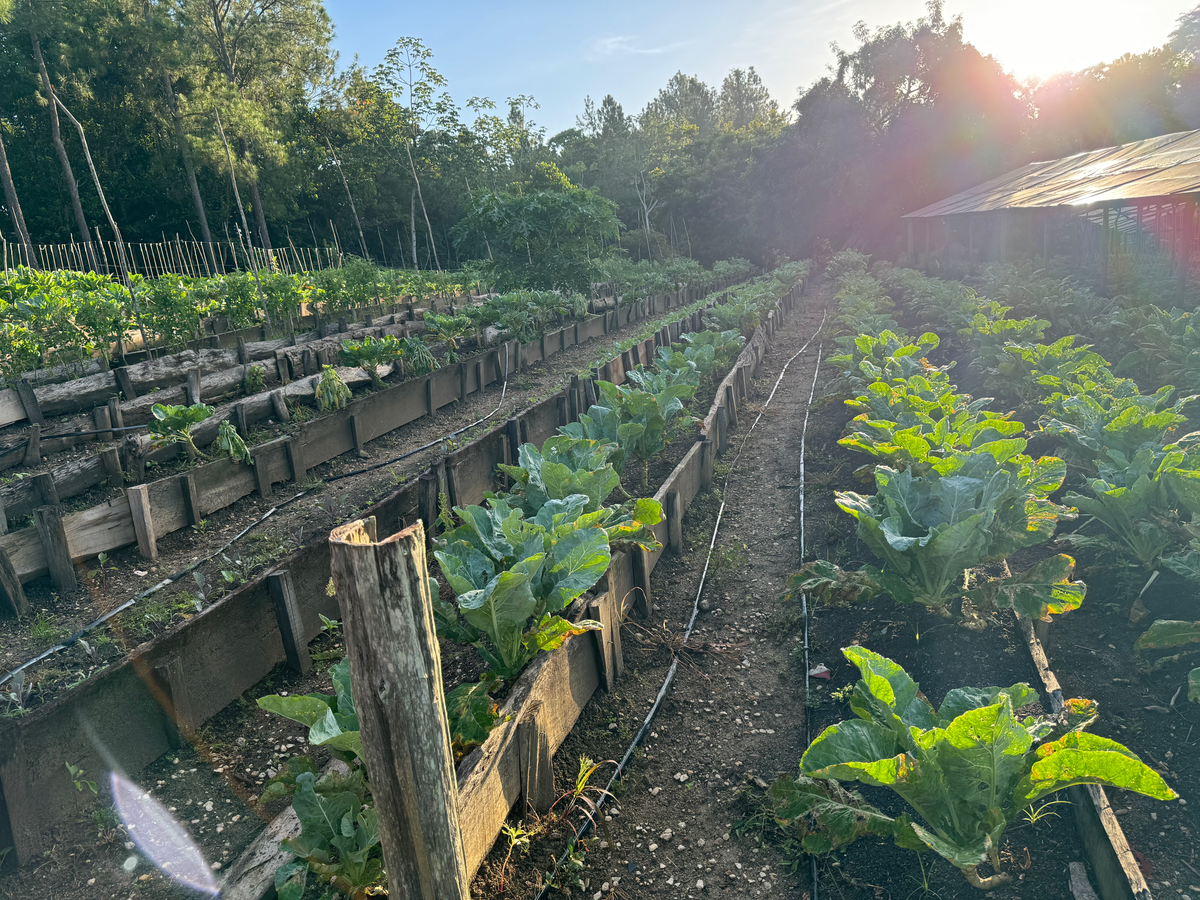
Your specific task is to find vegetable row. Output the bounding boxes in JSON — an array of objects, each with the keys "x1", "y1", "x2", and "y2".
[{"x1": 772, "y1": 253, "x2": 1179, "y2": 890}]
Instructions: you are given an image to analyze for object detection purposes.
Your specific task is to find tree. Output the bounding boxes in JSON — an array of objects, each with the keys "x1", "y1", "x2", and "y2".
[
  {"x1": 717, "y1": 67, "x2": 777, "y2": 130},
  {"x1": 454, "y1": 162, "x2": 619, "y2": 293}
]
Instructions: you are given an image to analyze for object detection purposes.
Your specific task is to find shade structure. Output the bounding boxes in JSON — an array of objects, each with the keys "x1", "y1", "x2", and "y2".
[{"x1": 904, "y1": 130, "x2": 1200, "y2": 219}]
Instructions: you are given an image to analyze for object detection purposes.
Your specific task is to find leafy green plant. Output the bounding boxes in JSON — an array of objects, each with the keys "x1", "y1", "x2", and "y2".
[
  {"x1": 147, "y1": 402, "x2": 213, "y2": 457},
  {"x1": 1134, "y1": 619, "x2": 1200, "y2": 702},
  {"x1": 243, "y1": 364, "x2": 266, "y2": 395},
  {"x1": 315, "y1": 365, "x2": 351, "y2": 412},
  {"x1": 596, "y1": 379, "x2": 694, "y2": 490},
  {"x1": 771, "y1": 646, "x2": 1175, "y2": 890},
  {"x1": 494, "y1": 437, "x2": 621, "y2": 515},
  {"x1": 65, "y1": 762, "x2": 97, "y2": 795},
  {"x1": 423, "y1": 312, "x2": 474, "y2": 363},
  {"x1": 831, "y1": 448, "x2": 1082, "y2": 617},
  {"x1": 339, "y1": 334, "x2": 401, "y2": 388},
  {"x1": 87, "y1": 551, "x2": 113, "y2": 592},
  {"x1": 217, "y1": 419, "x2": 253, "y2": 465}
]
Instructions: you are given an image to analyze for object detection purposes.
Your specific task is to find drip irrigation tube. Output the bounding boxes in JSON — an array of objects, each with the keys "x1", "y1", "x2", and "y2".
[
  {"x1": 534, "y1": 310, "x2": 826, "y2": 899},
  {"x1": 798, "y1": 344, "x2": 824, "y2": 900},
  {"x1": 0, "y1": 345, "x2": 513, "y2": 690}
]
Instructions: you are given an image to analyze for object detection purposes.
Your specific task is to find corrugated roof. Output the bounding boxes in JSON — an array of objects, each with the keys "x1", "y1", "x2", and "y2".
[{"x1": 904, "y1": 130, "x2": 1200, "y2": 218}]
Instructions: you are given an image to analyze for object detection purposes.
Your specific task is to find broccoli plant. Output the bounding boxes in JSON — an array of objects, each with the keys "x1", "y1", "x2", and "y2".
[
  {"x1": 770, "y1": 646, "x2": 1175, "y2": 890},
  {"x1": 315, "y1": 365, "x2": 351, "y2": 412},
  {"x1": 147, "y1": 402, "x2": 213, "y2": 458}
]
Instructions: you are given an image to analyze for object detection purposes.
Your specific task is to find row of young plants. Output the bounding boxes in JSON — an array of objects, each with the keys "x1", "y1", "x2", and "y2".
[
  {"x1": 0, "y1": 255, "x2": 747, "y2": 386},
  {"x1": 244, "y1": 261, "x2": 807, "y2": 900},
  {"x1": 768, "y1": 253, "x2": 1177, "y2": 891},
  {"x1": 881, "y1": 256, "x2": 1200, "y2": 701}
]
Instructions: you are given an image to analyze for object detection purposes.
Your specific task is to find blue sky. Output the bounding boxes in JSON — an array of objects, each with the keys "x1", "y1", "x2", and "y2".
[{"x1": 324, "y1": 0, "x2": 1193, "y2": 135}]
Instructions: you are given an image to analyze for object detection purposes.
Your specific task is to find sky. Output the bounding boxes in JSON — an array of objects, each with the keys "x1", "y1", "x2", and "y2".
[{"x1": 324, "y1": 0, "x2": 1193, "y2": 134}]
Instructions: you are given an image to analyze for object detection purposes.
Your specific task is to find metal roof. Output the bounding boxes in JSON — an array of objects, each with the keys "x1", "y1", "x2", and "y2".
[{"x1": 904, "y1": 129, "x2": 1200, "y2": 218}]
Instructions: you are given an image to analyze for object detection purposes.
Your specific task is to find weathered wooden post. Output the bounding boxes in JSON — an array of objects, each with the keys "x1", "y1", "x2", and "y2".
[{"x1": 329, "y1": 519, "x2": 470, "y2": 900}]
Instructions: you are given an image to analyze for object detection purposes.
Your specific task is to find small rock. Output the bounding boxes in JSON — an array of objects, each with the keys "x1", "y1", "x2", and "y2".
[
  {"x1": 649, "y1": 843, "x2": 658, "y2": 852},
  {"x1": 650, "y1": 786, "x2": 662, "y2": 796},
  {"x1": 601, "y1": 883, "x2": 610, "y2": 892},
  {"x1": 699, "y1": 598, "x2": 711, "y2": 611},
  {"x1": 211, "y1": 862, "x2": 222, "y2": 871},
  {"x1": 87, "y1": 879, "x2": 95, "y2": 886},
  {"x1": 697, "y1": 879, "x2": 706, "y2": 889},
  {"x1": 608, "y1": 723, "x2": 618, "y2": 731},
  {"x1": 235, "y1": 737, "x2": 246, "y2": 746},
  {"x1": 660, "y1": 829, "x2": 673, "y2": 841}
]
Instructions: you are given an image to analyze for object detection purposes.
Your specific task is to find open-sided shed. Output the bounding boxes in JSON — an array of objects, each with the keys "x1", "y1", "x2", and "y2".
[{"x1": 902, "y1": 129, "x2": 1200, "y2": 289}]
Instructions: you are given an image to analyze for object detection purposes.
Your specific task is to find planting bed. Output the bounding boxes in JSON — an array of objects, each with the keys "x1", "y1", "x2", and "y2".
[{"x1": 0, "y1": 271, "x2": 776, "y2": 894}]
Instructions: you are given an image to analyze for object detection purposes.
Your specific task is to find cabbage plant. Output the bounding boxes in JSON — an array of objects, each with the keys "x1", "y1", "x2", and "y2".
[{"x1": 771, "y1": 647, "x2": 1175, "y2": 890}]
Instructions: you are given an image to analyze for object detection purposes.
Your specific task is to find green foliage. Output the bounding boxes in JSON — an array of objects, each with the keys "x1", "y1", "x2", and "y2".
[
  {"x1": 315, "y1": 365, "x2": 351, "y2": 412},
  {"x1": 784, "y1": 647, "x2": 1174, "y2": 888},
  {"x1": 423, "y1": 312, "x2": 475, "y2": 362},
  {"x1": 217, "y1": 419, "x2": 253, "y2": 466},
  {"x1": 243, "y1": 364, "x2": 266, "y2": 395},
  {"x1": 835, "y1": 449, "x2": 1079, "y2": 616},
  {"x1": 339, "y1": 334, "x2": 402, "y2": 386},
  {"x1": 147, "y1": 402, "x2": 213, "y2": 456},
  {"x1": 258, "y1": 658, "x2": 363, "y2": 762},
  {"x1": 494, "y1": 437, "x2": 621, "y2": 515},
  {"x1": 453, "y1": 173, "x2": 621, "y2": 294},
  {"x1": 595, "y1": 378, "x2": 694, "y2": 489}
]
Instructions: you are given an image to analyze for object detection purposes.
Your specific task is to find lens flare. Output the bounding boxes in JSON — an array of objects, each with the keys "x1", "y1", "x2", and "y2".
[{"x1": 110, "y1": 771, "x2": 220, "y2": 896}]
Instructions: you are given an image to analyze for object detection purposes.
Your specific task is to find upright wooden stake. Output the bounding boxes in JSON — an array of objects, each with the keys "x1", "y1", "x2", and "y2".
[
  {"x1": 34, "y1": 506, "x2": 76, "y2": 592},
  {"x1": 517, "y1": 705, "x2": 555, "y2": 819},
  {"x1": 329, "y1": 520, "x2": 470, "y2": 900},
  {"x1": 100, "y1": 447, "x2": 124, "y2": 489},
  {"x1": 14, "y1": 380, "x2": 43, "y2": 426},
  {"x1": 178, "y1": 473, "x2": 201, "y2": 527},
  {"x1": 126, "y1": 484, "x2": 158, "y2": 559},
  {"x1": 268, "y1": 570, "x2": 312, "y2": 675},
  {"x1": 0, "y1": 547, "x2": 29, "y2": 617},
  {"x1": 23, "y1": 425, "x2": 40, "y2": 466}
]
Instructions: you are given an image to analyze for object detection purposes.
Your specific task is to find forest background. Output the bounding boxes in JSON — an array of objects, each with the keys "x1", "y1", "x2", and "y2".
[{"x1": 3, "y1": 0, "x2": 1200, "y2": 269}]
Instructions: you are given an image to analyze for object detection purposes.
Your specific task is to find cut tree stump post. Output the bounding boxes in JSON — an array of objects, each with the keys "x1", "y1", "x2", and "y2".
[
  {"x1": 517, "y1": 704, "x2": 555, "y2": 820},
  {"x1": 329, "y1": 519, "x2": 470, "y2": 900},
  {"x1": 186, "y1": 367, "x2": 202, "y2": 405},
  {"x1": 235, "y1": 402, "x2": 249, "y2": 437},
  {"x1": 114, "y1": 367, "x2": 137, "y2": 400},
  {"x1": 178, "y1": 473, "x2": 201, "y2": 527},
  {"x1": 15, "y1": 379, "x2": 43, "y2": 426},
  {"x1": 23, "y1": 424, "x2": 40, "y2": 466},
  {"x1": 34, "y1": 505, "x2": 76, "y2": 592},
  {"x1": 127, "y1": 484, "x2": 158, "y2": 559},
  {"x1": 100, "y1": 447, "x2": 124, "y2": 489},
  {"x1": 0, "y1": 546, "x2": 29, "y2": 617},
  {"x1": 268, "y1": 570, "x2": 311, "y2": 675}
]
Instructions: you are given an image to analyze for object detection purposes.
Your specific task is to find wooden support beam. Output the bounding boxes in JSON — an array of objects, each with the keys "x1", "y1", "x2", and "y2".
[
  {"x1": 589, "y1": 593, "x2": 624, "y2": 690},
  {"x1": 237, "y1": 335, "x2": 249, "y2": 364},
  {"x1": 268, "y1": 570, "x2": 312, "y2": 675},
  {"x1": 0, "y1": 495, "x2": 6, "y2": 535},
  {"x1": 700, "y1": 439, "x2": 715, "y2": 492},
  {"x1": 126, "y1": 484, "x2": 158, "y2": 560},
  {"x1": 33, "y1": 473, "x2": 59, "y2": 510},
  {"x1": 473, "y1": 360, "x2": 483, "y2": 396},
  {"x1": 152, "y1": 658, "x2": 186, "y2": 748},
  {"x1": 15, "y1": 380, "x2": 43, "y2": 426},
  {"x1": 93, "y1": 406, "x2": 112, "y2": 440},
  {"x1": 665, "y1": 490, "x2": 682, "y2": 553},
  {"x1": 555, "y1": 394, "x2": 568, "y2": 428},
  {"x1": 235, "y1": 402, "x2": 249, "y2": 438},
  {"x1": 178, "y1": 473, "x2": 201, "y2": 527},
  {"x1": 0, "y1": 546, "x2": 29, "y2": 617},
  {"x1": 274, "y1": 349, "x2": 291, "y2": 384},
  {"x1": 270, "y1": 390, "x2": 290, "y2": 423},
  {"x1": 425, "y1": 376, "x2": 435, "y2": 418},
  {"x1": 418, "y1": 471, "x2": 439, "y2": 536},
  {"x1": 114, "y1": 366, "x2": 137, "y2": 401},
  {"x1": 249, "y1": 447, "x2": 273, "y2": 498},
  {"x1": 99, "y1": 447, "x2": 124, "y2": 490},
  {"x1": 349, "y1": 415, "x2": 369, "y2": 459},
  {"x1": 338, "y1": 316, "x2": 349, "y2": 334},
  {"x1": 631, "y1": 549, "x2": 652, "y2": 618},
  {"x1": 517, "y1": 704, "x2": 555, "y2": 820},
  {"x1": 458, "y1": 362, "x2": 467, "y2": 403},
  {"x1": 286, "y1": 435, "x2": 307, "y2": 484},
  {"x1": 505, "y1": 417, "x2": 522, "y2": 462},
  {"x1": 107, "y1": 396, "x2": 124, "y2": 430},
  {"x1": 568, "y1": 375, "x2": 580, "y2": 422},
  {"x1": 724, "y1": 384, "x2": 738, "y2": 429},
  {"x1": 716, "y1": 404, "x2": 729, "y2": 455},
  {"x1": 23, "y1": 425, "x2": 40, "y2": 466},
  {"x1": 34, "y1": 505, "x2": 76, "y2": 592},
  {"x1": 329, "y1": 519, "x2": 470, "y2": 900},
  {"x1": 186, "y1": 367, "x2": 202, "y2": 405}
]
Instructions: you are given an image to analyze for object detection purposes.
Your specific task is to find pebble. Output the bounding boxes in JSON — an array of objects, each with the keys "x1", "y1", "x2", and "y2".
[
  {"x1": 660, "y1": 829, "x2": 673, "y2": 841},
  {"x1": 649, "y1": 786, "x2": 662, "y2": 796},
  {"x1": 697, "y1": 879, "x2": 705, "y2": 889},
  {"x1": 649, "y1": 843, "x2": 659, "y2": 852}
]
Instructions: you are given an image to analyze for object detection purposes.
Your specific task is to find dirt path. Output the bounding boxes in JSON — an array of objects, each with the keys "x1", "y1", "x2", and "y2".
[{"x1": 474, "y1": 291, "x2": 829, "y2": 899}]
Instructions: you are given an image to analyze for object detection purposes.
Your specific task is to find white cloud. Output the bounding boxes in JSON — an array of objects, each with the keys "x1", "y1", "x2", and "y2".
[{"x1": 586, "y1": 34, "x2": 687, "y2": 60}]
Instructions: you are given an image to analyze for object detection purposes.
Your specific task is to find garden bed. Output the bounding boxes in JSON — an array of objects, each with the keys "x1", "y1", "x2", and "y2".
[{"x1": 0, "y1": 276, "x2": 768, "y2": 873}]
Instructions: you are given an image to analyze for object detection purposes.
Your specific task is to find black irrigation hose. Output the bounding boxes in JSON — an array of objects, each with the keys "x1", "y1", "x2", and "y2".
[
  {"x1": 0, "y1": 344, "x2": 513, "y2": 691},
  {"x1": 534, "y1": 306, "x2": 826, "y2": 899}
]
